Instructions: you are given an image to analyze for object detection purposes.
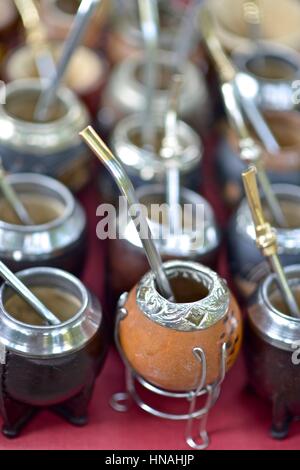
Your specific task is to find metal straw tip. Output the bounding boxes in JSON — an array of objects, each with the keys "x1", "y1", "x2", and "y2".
[{"x1": 79, "y1": 126, "x2": 93, "y2": 137}]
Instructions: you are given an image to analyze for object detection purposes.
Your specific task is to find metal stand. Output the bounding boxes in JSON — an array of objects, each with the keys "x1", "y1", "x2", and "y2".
[{"x1": 110, "y1": 296, "x2": 227, "y2": 450}]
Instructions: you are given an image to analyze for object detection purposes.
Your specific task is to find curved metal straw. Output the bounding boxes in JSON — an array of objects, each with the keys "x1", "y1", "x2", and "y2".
[
  {"x1": 80, "y1": 126, "x2": 174, "y2": 301},
  {"x1": 200, "y1": 7, "x2": 287, "y2": 228},
  {"x1": 160, "y1": 74, "x2": 183, "y2": 236},
  {"x1": 0, "y1": 160, "x2": 34, "y2": 225},
  {"x1": 34, "y1": 0, "x2": 100, "y2": 121},
  {"x1": 0, "y1": 261, "x2": 60, "y2": 325},
  {"x1": 137, "y1": 0, "x2": 159, "y2": 148},
  {"x1": 242, "y1": 167, "x2": 300, "y2": 318},
  {"x1": 14, "y1": 0, "x2": 56, "y2": 81}
]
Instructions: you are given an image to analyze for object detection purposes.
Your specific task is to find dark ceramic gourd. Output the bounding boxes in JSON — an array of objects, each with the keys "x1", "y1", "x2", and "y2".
[
  {"x1": 0, "y1": 267, "x2": 108, "y2": 437},
  {"x1": 246, "y1": 266, "x2": 300, "y2": 438}
]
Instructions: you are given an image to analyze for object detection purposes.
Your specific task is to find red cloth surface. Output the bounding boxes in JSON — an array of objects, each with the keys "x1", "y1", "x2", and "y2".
[{"x1": 1, "y1": 134, "x2": 300, "y2": 450}]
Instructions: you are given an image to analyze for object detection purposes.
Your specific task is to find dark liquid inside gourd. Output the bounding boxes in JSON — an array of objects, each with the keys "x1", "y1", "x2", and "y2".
[
  {"x1": 5, "y1": 92, "x2": 66, "y2": 123},
  {"x1": 269, "y1": 285, "x2": 300, "y2": 317},
  {"x1": 5, "y1": 286, "x2": 81, "y2": 326},
  {"x1": 135, "y1": 64, "x2": 174, "y2": 90},
  {"x1": 156, "y1": 275, "x2": 209, "y2": 303},
  {"x1": 0, "y1": 194, "x2": 65, "y2": 225},
  {"x1": 247, "y1": 56, "x2": 296, "y2": 80},
  {"x1": 56, "y1": 0, "x2": 79, "y2": 14},
  {"x1": 129, "y1": 128, "x2": 166, "y2": 154},
  {"x1": 263, "y1": 199, "x2": 300, "y2": 229}
]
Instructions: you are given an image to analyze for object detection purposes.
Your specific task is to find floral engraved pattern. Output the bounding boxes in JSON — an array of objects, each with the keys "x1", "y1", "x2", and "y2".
[{"x1": 136, "y1": 261, "x2": 229, "y2": 331}]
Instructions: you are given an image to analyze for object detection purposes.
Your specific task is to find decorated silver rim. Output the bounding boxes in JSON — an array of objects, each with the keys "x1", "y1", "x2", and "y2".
[
  {"x1": 136, "y1": 260, "x2": 229, "y2": 331},
  {"x1": 0, "y1": 267, "x2": 102, "y2": 357},
  {"x1": 249, "y1": 265, "x2": 300, "y2": 351}
]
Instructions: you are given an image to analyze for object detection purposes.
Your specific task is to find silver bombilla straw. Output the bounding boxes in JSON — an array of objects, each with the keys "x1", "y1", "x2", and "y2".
[
  {"x1": 138, "y1": 0, "x2": 159, "y2": 149},
  {"x1": 80, "y1": 126, "x2": 174, "y2": 301},
  {"x1": 14, "y1": 0, "x2": 56, "y2": 81},
  {"x1": 34, "y1": 0, "x2": 100, "y2": 121},
  {"x1": 200, "y1": 7, "x2": 287, "y2": 227},
  {"x1": 242, "y1": 166, "x2": 300, "y2": 318},
  {"x1": 221, "y1": 82, "x2": 287, "y2": 228},
  {"x1": 0, "y1": 261, "x2": 60, "y2": 325},
  {"x1": 160, "y1": 74, "x2": 183, "y2": 236},
  {"x1": 0, "y1": 159, "x2": 34, "y2": 225},
  {"x1": 234, "y1": 73, "x2": 280, "y2": 155},
  {"x1": 173, "y1": 0, "x2": 204, "y2": 72}
]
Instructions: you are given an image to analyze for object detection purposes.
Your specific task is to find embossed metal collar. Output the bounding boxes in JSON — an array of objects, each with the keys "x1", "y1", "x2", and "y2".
[{"x1": 136, "y1": 260, "x2": 229, "y2": 331}]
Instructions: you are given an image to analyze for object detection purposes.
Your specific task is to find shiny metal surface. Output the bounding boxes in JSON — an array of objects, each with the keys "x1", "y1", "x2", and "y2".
[
  {"x1": 248, "y1": 265, "x2": 300, "y2": 351},
  {"x1": 35, "y1": 0, "x2": 100, "y2": 121},
  {"x1": 111, "y1": 113, "x2": 202, "y2": 183},
  {"x1": 0, "y1": 267, "x2": 102, "y2": 357},
  {"x1": 137, "y1": 0, "x2": 159, "y2": 147},
  {"x1": 101, "y1": 51, "x2": 208, "y2": 127},
  {"x1": 136, "y1": 260, "x2": 229, "y2": 331},
  {"x1": 0, "y1": 173, "x2": 86, "y2": 263},
  {"x1": 235, "y1": 184, "x2": 300, "y2": 255},
  {"x1": 233, "y1": 43, "x2": 300, "y2": 111},
  {"x1": 0, "y1": 161, "x2": 33, "y2": 225},
  {"x1": 0, "y1": 80, "x2": 90, "y2": 189},
  {"x1": 0, "y1": 261, "x2": 60, "y2": 326},
  {"x1": 80, "y1": 126, "x2": 174, "y2": 301}
]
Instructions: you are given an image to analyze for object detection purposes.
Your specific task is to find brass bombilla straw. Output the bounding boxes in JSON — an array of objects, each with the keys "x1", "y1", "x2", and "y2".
[
  {"x1": 200, "y1": 7, "x2": 287, "y2": 228},
  {"x1": 34, "y1": 0, "x2": 100, "y2": 122},
  {"x1": 160, "y1": 74, "x2": 183, "y2": 237},
  {"x1": 80, "y1": 126, "x2": 175, "y2": 301},
  {"x1": 14, "y1": 0, "x2": 56, "y2": 80},
  {"x1": 138, "y1": 0, "x2": 159, "y2": 149},
  {"x1": 242, "y1": 167, "x2": 300, "y2": 318},
  {"x1": 0, "y1": 159, "x2": 34, "y2": 225}
]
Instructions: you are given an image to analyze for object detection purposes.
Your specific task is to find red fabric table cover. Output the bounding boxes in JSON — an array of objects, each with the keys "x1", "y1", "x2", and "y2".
[{"x1": 1, "y1": 134, "x2": 300, "y2": 450}]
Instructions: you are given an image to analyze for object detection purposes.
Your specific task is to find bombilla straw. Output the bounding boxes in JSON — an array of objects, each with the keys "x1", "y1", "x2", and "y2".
[
  {"x1": 0, "y1": 160, "x2": 34, "y2": 226},
  {"x1": 160, "y1": 74, "x2": 183, "y2": 236},
  {"x1": 0, "y1": 261, "x2": 60, "y2": 325},
  {"x1": 173, "y1": 0, "x2": 203, "y2": 72},
  {"x1": 14, "y1": 0, "x2": 56, "y2": 81},
  {"x1": 80, "y1": 126, "x2": 174, "y2": 301},
  {"x1": 200, "y1": 7, "x2": 287, "y2": 228},
  {"x1": 221, "y1": 82, "x2": 287, "y2": 228},
  {"x1": 234, "y1": 74, "x2": 280, "y2": 155},
  {"x1": 242, "y1": 167, "x2": 300, "y2": 318},
  {"x1": 34, "y1": 0, "x2": 100, "y2": 121},
  {"x1": 200, "y1": 6, "x2": 279, "y2": 153},
  {"x1": 137, "y1": 0, "x2": 159, "y2": 148}
]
